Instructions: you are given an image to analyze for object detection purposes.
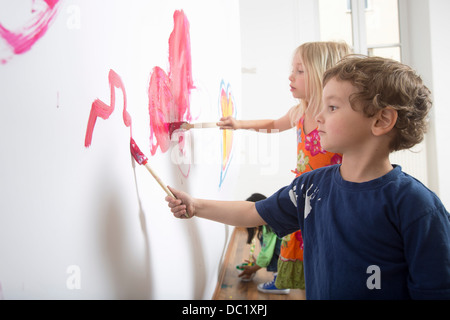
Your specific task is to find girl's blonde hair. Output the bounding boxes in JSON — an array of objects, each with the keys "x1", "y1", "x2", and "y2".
[{"x1": 294, "y1": 41, "x2": 352, "y2": 118}]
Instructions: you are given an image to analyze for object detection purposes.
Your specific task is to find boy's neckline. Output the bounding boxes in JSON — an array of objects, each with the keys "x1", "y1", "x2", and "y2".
[
  {"x1": 334, "y1": 164, "x2": 400, "y2": 189},
  {"x1": 339, "y1": 154, "x2": 394, "y2": 183}
]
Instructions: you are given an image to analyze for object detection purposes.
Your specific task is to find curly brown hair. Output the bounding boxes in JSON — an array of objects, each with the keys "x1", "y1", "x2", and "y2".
[{"x1": 323, "y1": 55, "x2": 432, "y2": 152}]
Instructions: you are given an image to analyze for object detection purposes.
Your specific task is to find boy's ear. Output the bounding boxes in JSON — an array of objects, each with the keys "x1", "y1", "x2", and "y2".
[{"x1": 372, "y1": 107, "x2": 398, "y2": 136}]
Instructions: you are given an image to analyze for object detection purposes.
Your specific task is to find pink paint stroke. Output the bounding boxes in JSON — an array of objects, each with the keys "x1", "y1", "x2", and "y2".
[
  {"x1": 148, "y1": 10, "x2": 195, "y2": 156},
  {"x1": 148, "y1": 66, "x2": 173, "y2": 155},
  {"x1": 84, "y1": 69, "x2": 132, "y2": 147},
  {"x1": 0, "y1": 0, "x2": 60, "y2": 64},
  {"x1": 168, "y1": 10, "x2": 194, "y2": 123}
]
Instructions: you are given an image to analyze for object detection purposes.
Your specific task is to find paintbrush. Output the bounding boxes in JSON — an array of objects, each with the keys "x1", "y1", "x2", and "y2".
[
  {"x1": 168, "y1": 121, "x2": 218, "y2": 138},
  {"x1": 130, "y1": 138, "x2": 189, "y2": 217}
]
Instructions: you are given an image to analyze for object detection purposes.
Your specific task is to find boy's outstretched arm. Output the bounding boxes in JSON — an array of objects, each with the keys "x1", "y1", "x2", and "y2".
[{"x1": 165, "y1": 186, "x2": 267, "y2": 227}]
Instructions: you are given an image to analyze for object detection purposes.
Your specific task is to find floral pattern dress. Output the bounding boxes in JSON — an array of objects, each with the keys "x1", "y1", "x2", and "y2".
[{"x1": 275, "y1": 116, "x2": 342, "y2": 290}]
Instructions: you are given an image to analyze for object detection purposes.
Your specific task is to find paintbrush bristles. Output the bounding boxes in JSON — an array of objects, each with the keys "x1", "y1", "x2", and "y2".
[
  {"x1": 130, "y1": 138, "x2": 148, "y2": 165},
  {"x1": 168, "y1": 121, "x2": 188, "y2": 138},
  {"x1": 167, "y1": 121, "x2": 218, "y2": 138}
]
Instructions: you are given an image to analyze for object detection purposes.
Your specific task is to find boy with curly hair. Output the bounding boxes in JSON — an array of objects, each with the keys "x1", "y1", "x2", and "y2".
[{"x1": 166, "y1": 56, "x2": 450, "y2": 300}]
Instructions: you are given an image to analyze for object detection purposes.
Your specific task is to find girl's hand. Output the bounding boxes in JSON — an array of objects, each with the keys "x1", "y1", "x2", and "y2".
[
  {"x1": 218, "y1": 116, "x2": 240, "y2": 130},
  {"x1": 165, "y1": 186, "x2": 195, "y2": 219}
]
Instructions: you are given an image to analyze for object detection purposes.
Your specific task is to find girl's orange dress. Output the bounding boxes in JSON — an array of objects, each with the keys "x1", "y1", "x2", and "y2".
[{"x1": 275, "y1": 115, "x2": 342, "y2": 290}]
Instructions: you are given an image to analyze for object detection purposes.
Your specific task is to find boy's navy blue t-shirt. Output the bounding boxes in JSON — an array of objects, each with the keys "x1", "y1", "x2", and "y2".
[{"x1": 255, "y1": 165, "x2": 450, "y2": 300}]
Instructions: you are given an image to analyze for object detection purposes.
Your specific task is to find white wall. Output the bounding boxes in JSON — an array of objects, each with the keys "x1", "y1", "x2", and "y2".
[
  {"x1": 428, "y1": 0, "x2": 450, "y2": 208},
  {"x1": 401, "y1": 0, "x2": 450, "y2": 208},
  {"x1": 0, "y1": 0, "x2": 240, "y2": 299}
]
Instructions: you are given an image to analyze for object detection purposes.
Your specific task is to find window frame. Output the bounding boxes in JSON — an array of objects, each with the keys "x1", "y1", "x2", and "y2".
[{"x1": 349, "y1": 0, "x2": 406, "y2": 62}]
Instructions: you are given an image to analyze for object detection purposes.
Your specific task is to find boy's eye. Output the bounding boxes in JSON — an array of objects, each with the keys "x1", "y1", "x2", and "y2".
[{"x1": 329, "y1": 105, "x2": 338, "y2": 111}]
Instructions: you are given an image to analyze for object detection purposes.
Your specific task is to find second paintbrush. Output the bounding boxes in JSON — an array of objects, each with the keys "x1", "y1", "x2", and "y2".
[{"x1": 167, "y1": 121, "x2": 218, "y2": 138}]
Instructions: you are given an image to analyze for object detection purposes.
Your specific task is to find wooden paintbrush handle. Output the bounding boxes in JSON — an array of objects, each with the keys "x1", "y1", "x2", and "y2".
[
  {"x1": 189, "y1": 122, "x2": 218, "y2": 129},
  {"x1": 199, "y1": 122, "x2": 218, "y2": 128},
  {"x1": 144, "y1": 163, "x2": 173, "y2": 197},
  {"x1": 144, "y1": 163, "x2": 189, "y2": 217}
]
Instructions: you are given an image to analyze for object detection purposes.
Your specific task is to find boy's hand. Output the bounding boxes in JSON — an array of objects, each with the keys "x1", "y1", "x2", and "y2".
[{"x1": 165, "y1": 186, "x2": 194, "y2": 219}]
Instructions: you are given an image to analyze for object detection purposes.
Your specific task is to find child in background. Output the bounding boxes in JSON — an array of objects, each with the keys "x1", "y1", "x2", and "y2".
[
  {"x1": 218, "y1": 42, "x2": 352, "y2": 291},
  {"x1": 166, "y1": 56, "x2": 450, "y2": 299},
  {"x1": 237, "y1": 193, "x2": 288, "y2": 294},
  {"x1": 237, "y1": 193, "x2": 268, "y2": 283}
]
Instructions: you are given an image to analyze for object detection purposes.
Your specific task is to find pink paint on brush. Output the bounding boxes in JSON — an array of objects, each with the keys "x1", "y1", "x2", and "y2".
[
  {"x1": 0, "y1": 0, "x2": 60, "y2": 64},
  {"x1": 130, "y1": 138, "x2": 148, "y2": 165},
  {"x1": 167, "y1": 121, "x2": 185, "y2": 138},
  {"x1": 84, "y1": 69, "x2": 132, "y2": 147},
  {"x1": 148, "y1": 10, "x2": 194, "y2": 155},
  {"x1": 130, "y1": 137, "x2": 181, "y2": 208}
]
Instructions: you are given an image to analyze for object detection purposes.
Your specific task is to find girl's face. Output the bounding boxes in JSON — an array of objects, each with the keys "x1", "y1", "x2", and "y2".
[{"x1": 289, "y1": 54, "x2": 307, "y2": 100}]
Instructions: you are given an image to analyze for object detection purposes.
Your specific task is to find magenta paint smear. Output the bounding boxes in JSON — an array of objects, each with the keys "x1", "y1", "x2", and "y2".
[
  {"x1": 168, "y1": 10, "x2": 194, "y2": 123},
  {"x1": 84, "y1": 10, "x2": 195, "y2": 178},
  {"x1": 148, "y1": 66, "x2": 173, "y2": 154},
  {"x1": 0, "y1": 0, "x2": 60, "y2": 64},
  {"x1": 148, "y1": 10, "x2": 194, "y2": 156},
  {"x1": 84, "y1": 70, "x2": 132, "y2": 147}
]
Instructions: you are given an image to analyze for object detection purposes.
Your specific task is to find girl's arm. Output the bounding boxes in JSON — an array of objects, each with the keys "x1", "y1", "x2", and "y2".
[
  {"x1": 218, "y1": 109, "x2": 293, "y2": 133},
  {"x1": 165, "y1": 187, "x2": 267, "y2": 227}
]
